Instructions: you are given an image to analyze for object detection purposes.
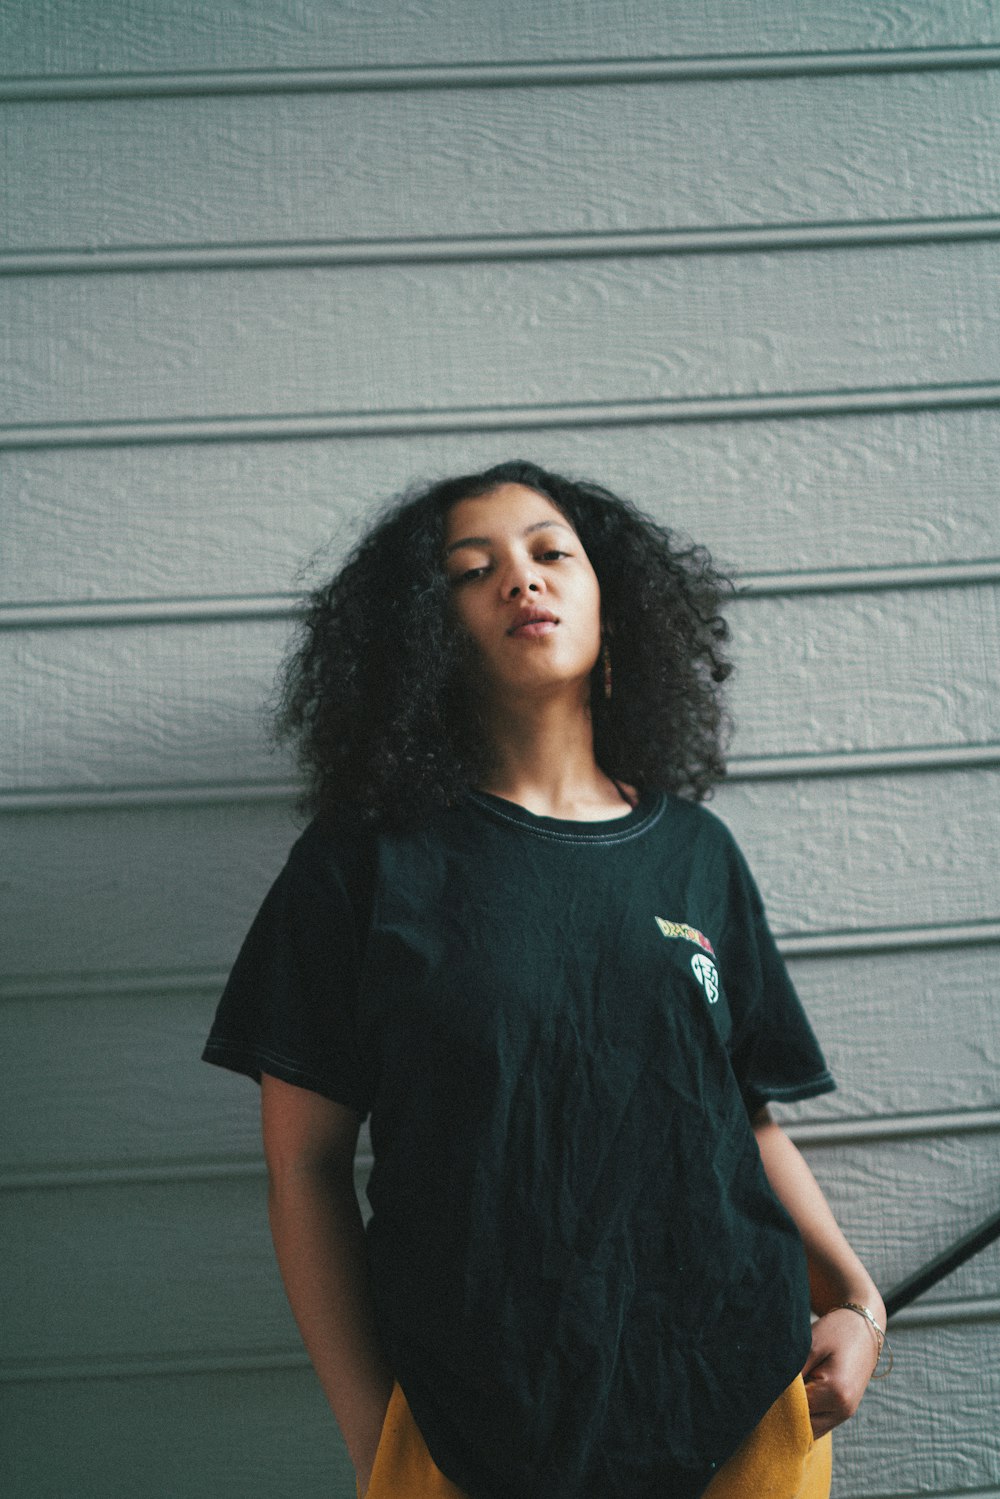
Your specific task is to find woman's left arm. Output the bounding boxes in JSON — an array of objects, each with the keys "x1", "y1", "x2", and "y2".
[{"x1": 752, "y1": 1105, "x2": 888, "y2": 1439}]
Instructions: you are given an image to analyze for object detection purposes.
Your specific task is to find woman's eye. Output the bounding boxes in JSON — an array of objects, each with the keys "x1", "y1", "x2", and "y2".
[
  {"x1": 449, "y1": 565, "x2": 490, "y2": 585},
  {"x1": 447, "y1": 550, "x2": 568, "y2": 585}
]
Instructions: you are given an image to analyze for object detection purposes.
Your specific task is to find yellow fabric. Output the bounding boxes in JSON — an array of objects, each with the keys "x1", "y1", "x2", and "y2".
[
  {"x1": 359, "y1": 1373, "x2": 832, "y2": 1499},
  {"x1": 703, "y1": 1375, "x2": 832, "y2": 1499},
  {"x1": 358, "y1": 1379, "x2": 467, "y2": 1499}
]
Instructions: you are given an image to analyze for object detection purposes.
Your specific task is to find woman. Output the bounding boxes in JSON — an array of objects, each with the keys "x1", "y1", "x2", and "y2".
[{"x1": 203, "y1": 459, "x2": 888, "y2": 1499}]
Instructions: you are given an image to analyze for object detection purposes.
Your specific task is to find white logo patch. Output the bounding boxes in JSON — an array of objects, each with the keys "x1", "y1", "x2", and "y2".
[{"x1": 690, "y1": 952, "x2": 719, "y2": 1004}]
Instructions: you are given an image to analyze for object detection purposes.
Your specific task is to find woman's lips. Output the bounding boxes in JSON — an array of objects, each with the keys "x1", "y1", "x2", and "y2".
[{"x1": 509, "y1": 619, "x2": 558, "y2": 637}]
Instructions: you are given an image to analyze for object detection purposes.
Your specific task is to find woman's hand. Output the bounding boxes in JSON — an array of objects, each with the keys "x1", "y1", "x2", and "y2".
[
  {"x1": 751, "y1": 1110, "x2": 888, "y2": 1438},
  {"x1": 801, "y1": 1306, "x2": 883, "y2": 1439}
]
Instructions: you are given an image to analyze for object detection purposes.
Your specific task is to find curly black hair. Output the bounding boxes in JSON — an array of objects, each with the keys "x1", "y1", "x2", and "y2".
[{"x1": 274, "y1": 459, "x2": 735, "y2": 829}]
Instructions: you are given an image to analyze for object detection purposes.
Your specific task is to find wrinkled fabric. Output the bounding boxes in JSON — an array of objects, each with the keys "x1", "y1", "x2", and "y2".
[{"x1": 204, "y1": 789, "x2": 835, "y2": 1499}]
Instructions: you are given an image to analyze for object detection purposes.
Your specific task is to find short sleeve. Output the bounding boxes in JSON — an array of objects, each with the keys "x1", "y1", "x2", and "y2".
[
  {"x1": 714, "y1": 827, "x2": 836, "y2": 1115},
  {"x1": 201, "y1": 820, "x2": 375, "y2": 1118}
]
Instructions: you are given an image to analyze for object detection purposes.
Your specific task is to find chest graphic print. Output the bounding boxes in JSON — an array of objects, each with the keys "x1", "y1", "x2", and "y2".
[
  {"x1": 654, "y1": 917, "x2": 715, "y2": 955},
  {"x1": 655, "y1": 917, "x2": 721, "y2": 1003}
]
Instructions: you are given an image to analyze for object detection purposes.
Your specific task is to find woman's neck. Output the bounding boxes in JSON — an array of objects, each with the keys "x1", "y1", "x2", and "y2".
[{"x1": 478, "y1": 692, "x2": 633, "y2": 819}]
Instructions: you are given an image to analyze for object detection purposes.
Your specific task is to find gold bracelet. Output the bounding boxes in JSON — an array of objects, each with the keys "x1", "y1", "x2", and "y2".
[{"x1": 836, "y1": 1301, "x2": 893, "y2": 1379}]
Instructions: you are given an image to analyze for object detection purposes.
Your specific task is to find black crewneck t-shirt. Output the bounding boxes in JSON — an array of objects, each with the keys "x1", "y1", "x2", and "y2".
[{"x1": 203, "y1": 789, "x2": 835, "y2": 1499}]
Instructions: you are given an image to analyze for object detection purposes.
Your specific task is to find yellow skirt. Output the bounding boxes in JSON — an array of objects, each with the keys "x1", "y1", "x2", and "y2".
[{"x1": 358, "y1": 1374, "x2": 832, "y2": 1498}]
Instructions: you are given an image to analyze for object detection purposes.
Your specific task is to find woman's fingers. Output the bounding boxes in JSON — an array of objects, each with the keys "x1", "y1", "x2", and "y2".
[{"x1": 801, "y1": 1308, "x2": 882, "y2": 1438}]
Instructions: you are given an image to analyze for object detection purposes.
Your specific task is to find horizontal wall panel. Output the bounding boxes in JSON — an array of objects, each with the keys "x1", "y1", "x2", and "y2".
[
  {"x1": 3, "y1": 942, "x2": 997, "y2": 1174},
  {"x1": 2, "y1": 1323, "x2": 997, "y2": 1499},
  {"x1": 2, "y1": 1175, "x2": 295, "y2": 1368},
  {"x1": 4, "y1": 241, "x2": 1000, "y2": 426},
  {"x1": 3, "y1": 769, "x2": 999, "y2": 976},
  {"x1": 5, "y1": 582, "x2": 1000, "y2": 788},
  {"x1": 2, "y1": 617, "x2": 293, "y2": 790},
  {"x1": 727, "y1": 582, "x2": 1000, "y2": 755},
  {"x1": 0, "y1": 986, "x2": 249, "y2": 1174},
  {"x1": 2, "y1": 800, "x2": 301, "y2": 980},
  {"x1": 711, "y1": 767, "x2": 1000, "y2": 934},
  {"x1": 2, "y1": 1, "x2": 997, "y2": 77},
  {"x1": 2, "y1": 1135, "x2": 996, "y2": 1371},
  {"x1": 0, "y1": 1364, "x2": 353, "y2": 1499},
  {"x1": 782, "y1": 944, "x2": 1000, "y2": 1122},
  {"x1": 4, "y1": 406, "x2": 999, "y2": 604},
  {"x1": 6, "y1": 69, "x2": 1000, "y2": 252}
]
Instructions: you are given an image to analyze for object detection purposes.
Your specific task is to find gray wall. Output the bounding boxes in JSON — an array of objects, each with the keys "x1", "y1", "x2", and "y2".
[{"x1": 2, "y1": 3, "x2": 999, "y2": 1495}]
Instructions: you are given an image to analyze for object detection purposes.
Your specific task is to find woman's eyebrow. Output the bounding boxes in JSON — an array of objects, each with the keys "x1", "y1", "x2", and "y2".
[{"x1": 444, "y1": 520, "x2": 573, "y2": 557}]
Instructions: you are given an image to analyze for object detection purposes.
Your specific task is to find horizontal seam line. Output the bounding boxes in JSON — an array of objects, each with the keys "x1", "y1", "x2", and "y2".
[
  {"x1": 725, "y1": 743, "x2": 1000, "y2": 780},
  {"x1": 3, "y1": 382, "x2": 1000, "y2": 448},
  {"x1": 786, "y1": 1106, "x2": 1000, "y2": 1146},
  {"x1": 887, "y1": 1295, "x2": 1000, "y2": 1329},
  {"x1": 779, "y1": 919, "x2": 1000, "y2": 957},
  {"x1": 4, "y1": 215, "x2": 1000, "y2": 275},
  {"x1": 0, "y1": 1349, "x2": 313, "y2": 1385},
  {"x1": 0, "y1": 594, "x2": 300, "y2": 628},
  {"x1": 1, "y1": 45, "x2": 999, "y2": 101}
]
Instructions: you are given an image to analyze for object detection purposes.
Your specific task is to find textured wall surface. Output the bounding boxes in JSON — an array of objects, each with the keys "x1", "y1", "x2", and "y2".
[{"x1": 2, "y1": 3, "x2": 999, "y2": 1496}]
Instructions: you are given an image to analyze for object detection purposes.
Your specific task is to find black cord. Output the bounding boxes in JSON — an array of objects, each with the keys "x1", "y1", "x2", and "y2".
[{"x1": 883, "y1": 1206, "x2": 1000, "y2": 1321}]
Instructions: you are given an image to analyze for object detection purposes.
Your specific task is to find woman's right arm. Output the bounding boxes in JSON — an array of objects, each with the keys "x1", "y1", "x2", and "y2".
[{"x1": 261, "y1": 1071, "x2": 394, "y2": 1492}]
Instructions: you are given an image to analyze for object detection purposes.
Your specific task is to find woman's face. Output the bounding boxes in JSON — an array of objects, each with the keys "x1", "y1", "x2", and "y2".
[{"x1": 443, "y1": 483, "x2": 603, "y2": 701}]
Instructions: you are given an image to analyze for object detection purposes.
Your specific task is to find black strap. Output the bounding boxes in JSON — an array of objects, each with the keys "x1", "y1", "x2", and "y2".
[{"x1": 883, "y1": 1206, "x2": 1000, "y2": 1320}]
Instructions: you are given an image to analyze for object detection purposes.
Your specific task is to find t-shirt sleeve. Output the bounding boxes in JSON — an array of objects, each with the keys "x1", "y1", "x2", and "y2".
[
  {"x1": 201, "y1": 821, "x2": 375, "y2": 1118},
  {"x1": 714, "y1": 825, "x2": 836, "y2": 1115}
]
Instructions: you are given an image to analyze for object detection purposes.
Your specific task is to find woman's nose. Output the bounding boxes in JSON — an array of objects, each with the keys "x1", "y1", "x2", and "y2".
[{"x1": 502, "y1": 557, "x2": 542, "y2": 598}]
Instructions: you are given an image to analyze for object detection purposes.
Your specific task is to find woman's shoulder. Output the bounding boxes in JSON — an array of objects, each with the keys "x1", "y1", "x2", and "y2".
[
  {"x1": 285, "y1": 810, "x2": 381, "y2": 895},
  {"x1": 288, "y1": 801, "x2": 451, "y2": 884},
  {"x1": 655, "y1": 791, "x2": 754, "y2": 876},
  {"x1": 660, "y1": 789, "x2": 734, "y2": 841}
]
